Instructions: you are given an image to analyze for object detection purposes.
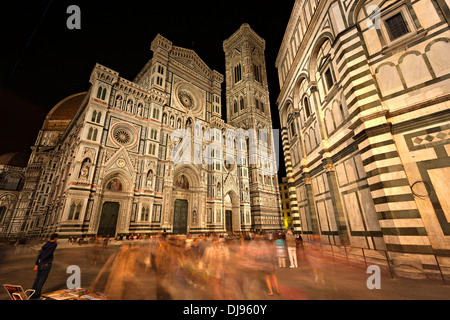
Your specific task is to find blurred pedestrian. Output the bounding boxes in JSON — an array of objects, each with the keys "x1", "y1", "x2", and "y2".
[
  {"x1": 274, "y1": 234, "x2": 287, "y2": 268},
  {"x1": 31, "y1": 233, "x2": 59, "y2": 299},
  {"x1": 286, "y1": 230, "x2": 298, "y2": 268},
  {"x1": 103, "y1": 235, "x2": 110, "y2": 247}
]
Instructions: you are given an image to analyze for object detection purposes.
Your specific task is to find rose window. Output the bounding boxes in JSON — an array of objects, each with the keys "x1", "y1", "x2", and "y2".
[
  {"x1": 178, "y1": 91, "x2": 194, "y2": 109},
  {"x1": 114, "y1": 129, "x2": 131, "y2": 145}
]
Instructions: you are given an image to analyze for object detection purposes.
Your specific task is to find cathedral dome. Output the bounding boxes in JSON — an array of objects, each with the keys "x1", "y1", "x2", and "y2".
[
  {"x1": 0, "y1": 152, "x2": 29, "y2": 168},
  {"x1": 47, "y1": 93, "x2": 87, "y2": 121}
]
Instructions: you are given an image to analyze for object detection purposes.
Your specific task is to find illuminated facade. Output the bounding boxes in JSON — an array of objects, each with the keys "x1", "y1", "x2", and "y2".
[
  {"x1": 276, "y1": 0, "x2": 450, "y2": 278},
  {"x1": 279, "y1": 177, "x2": 294, "y2": 230},
  {"x1": 1, "y1": 25, "x2": 283, "y2": 239}
]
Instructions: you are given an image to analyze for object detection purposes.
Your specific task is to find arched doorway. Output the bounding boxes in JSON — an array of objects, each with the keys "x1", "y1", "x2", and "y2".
[
  {"x1": 173, "y1": 174, "x2": 190, "y2": 235},
  {"x1": 224, "y1": 190, "x2": 240, "y2": 233},
  {"x1": 96, "y1": 177, "x2": 127, "y2": 237},
  {"x1": 171, "y1": 166, "x2": 202, "y2": 235}
]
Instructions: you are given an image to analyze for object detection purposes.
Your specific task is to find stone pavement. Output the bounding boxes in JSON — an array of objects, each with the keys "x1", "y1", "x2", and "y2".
[{"x1": 0, "y1": 240, "x2": 449, "y2": 300}]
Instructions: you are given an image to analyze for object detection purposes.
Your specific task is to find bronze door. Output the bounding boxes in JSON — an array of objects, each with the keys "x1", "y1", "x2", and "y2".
[
  {"x1": 98, "y1": 202, "x2": 120, "y2": 237},
  {"x1": 173, "y1": 199, "x2": 188, "y2": 235},
  {"x1": 226, "y1": 210, "x2": 233, "y2": 232}
]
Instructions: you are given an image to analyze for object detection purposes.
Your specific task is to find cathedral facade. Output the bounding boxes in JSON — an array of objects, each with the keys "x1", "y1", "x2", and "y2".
[
  {"x1": 1, "y1": 24, "x2": 283, "y2": 239},
  {"x1": 276, "y1": 0, "x2": 450, "y2": 278}
]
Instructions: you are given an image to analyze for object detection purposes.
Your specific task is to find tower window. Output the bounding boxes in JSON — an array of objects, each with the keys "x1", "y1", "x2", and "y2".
[
  {"x1": 254, "y1": 64, "x2": 262, "y2": 83},
  {"x1": 91, "y1": 110, "x2": 97, "y2": 122},
  {"x1": 87, "y1": 127, "x2": 93, "y2": 140},
  {"x1": 97, "y1": 86, "x2": 107, "y2": 100},
  {"x1": 234, "y1": 64, "x2": 242, "y2": 84}
]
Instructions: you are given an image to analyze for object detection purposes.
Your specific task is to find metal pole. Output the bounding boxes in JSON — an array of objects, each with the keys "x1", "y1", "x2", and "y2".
[
  {"x1": 434, "y1": 254, "x2": 446, "y2": 284},
  {"x1": 385, "y1": 250, "x2": 394, "y2": 279},
  {"x1": 362, "y1": 248, "x2": 367, "y2": 269},
  {"x1": 344, "y1": 245, "x2": 349, "y2": 266},
  {"x1": 331, "y1": 244, "x2": 335, "y2": 261}
]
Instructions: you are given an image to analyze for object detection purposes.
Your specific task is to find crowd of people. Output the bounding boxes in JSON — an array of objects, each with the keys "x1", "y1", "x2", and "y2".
[{"x1": 90, "y1": 230, "x2": 307, "y2": 300}]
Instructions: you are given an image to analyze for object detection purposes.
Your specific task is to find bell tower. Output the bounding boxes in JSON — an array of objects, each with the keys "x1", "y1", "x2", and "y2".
[{"x1": 223, "y1": 24, "x2": 283, "y2": 231}]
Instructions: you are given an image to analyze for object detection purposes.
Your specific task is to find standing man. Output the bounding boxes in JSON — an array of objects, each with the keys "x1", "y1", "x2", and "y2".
[
  {"x1": 286, "y1": 230, "x2": 298, "y2": 268},
  {"x1": 31, "y1": 233, "x2": 59, "y2": 299}
]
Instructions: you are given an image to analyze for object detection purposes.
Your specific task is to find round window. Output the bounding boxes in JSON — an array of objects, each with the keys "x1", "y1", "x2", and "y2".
[{"x1": 112, "y1": 124, "x2": 136, "y2": 147}]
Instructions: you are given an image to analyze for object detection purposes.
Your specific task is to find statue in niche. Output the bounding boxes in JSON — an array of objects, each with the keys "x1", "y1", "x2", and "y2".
[
  {"x1": 106, "y1": 178, "x2": 122, "y2": 192},
  {"x1": 79, "y1": 164, "x2": 89, "y2": 179},
  {"x1": 175, "y1": 175, "x2": 189, "y2": 190},
  {"x1": 147, "y1": 169, "x2": 154, "y2": 188},
  {"x1": 115, "y1": 95, "x2": 123, "y2": 109},
  {"x1": 127, "y1": 100, "x2": 133, "y2": 113},
  {"x1": 137, "y1": 104, "x2": 143, "y2": 117}
]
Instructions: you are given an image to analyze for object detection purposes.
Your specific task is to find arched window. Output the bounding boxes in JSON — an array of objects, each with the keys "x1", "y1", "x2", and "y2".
[
  {"x1": 255, "y1": 98, "x2": 260, "y2": 110},
  {"x1": 141, "y1": 207, "x2": 149, "y2": 221},
  {"x1": 96, "y1": 86, "x2": 104, "y2": 99},
  {"x1": 234, "y1": 64, "x2": 242, "y2": 83},
  {"x1": 92, "y1": 128, "x2": 98, "y2": 141},
  {"x1": 304, "y1": 97, "x2": 311, "y2": 118},
  {"x1": 324, "y1": 109, "x2": 335, "y2": 135},
  {"x1": 304, "y1": 133, "x2": 311, "y2": 154},
  {"x1": 234, "y1": 101, "x2": 238, "y2": 113},
  {"x1": 162, "y1": 113, "x2": 168, "y2": 125},
  {"x1": 254, "y1": 64, "x2": 262, "y2": 83},
  {"x1": 96, "y1": 112, "x2": 102, "y2": 123},
  {"x1": 68, "y1": 203, "x2": 76, "y2": 220},
  {"x1": 0, "y1": 206, "x2": 6, "y2": 223},
  {"x1": 74, "y1": 204, "x2": 82, "y2": 220},
  {"x1": 290, "y1": 121, "x2": 297, "y2": 138},
  {"x1": 91, "y1": 110, "x2": 97, "y2": 122},
  {"x1": 260, "y1": 101, "x2": 265, "y2": 113},
  {"x1": 87, "y1": 127, "x2": 93, "y2": 140},
  {"x1": 240, "y1": 97, "x2": 245, "y2": 110}
]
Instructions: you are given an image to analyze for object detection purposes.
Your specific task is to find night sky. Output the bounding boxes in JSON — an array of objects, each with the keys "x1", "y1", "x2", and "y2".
[{"x1": 0, "y1": 0, "x2": 294, "y2": 177}]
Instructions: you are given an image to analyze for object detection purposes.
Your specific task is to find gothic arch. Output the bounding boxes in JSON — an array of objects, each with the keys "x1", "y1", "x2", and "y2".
[
  {"x1": 309, "y1": 34, "x2": 334, "y2": 82},
  {"x1": 348, "y1": 0, "x2": 367, "y2": 27},
  {"x1": 293, "y1": 74, "x2": 309, "y2": 112},
  {"x1": 173, "y1": 164, "x2": 201, "y2": 191},
  {"x1": 102, "y1": 171, "x2": 132, "y2": 194}
]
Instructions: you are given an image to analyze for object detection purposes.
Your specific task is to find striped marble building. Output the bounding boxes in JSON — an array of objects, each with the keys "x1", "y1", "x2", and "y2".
[{"x1": 276, "y1": 0, "x2": 450, "y2": 278}]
